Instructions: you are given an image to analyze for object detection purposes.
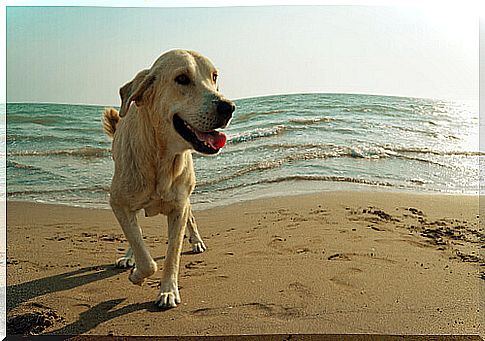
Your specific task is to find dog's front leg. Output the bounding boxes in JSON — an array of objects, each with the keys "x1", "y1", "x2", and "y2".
[
  {"x1": 155, "y1": 204, "x2": 189, "y2": 309},
  {"x1": 111, "y1": 203, "x2": 157, "y2": 285}
]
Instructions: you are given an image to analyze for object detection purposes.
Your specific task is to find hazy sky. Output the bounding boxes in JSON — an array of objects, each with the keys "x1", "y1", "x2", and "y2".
[{"x1": 6, "y1": 5, "x2": 478, "y2": 105}]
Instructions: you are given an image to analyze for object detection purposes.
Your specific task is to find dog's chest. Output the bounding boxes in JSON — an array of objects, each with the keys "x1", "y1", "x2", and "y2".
[
  {"x1": 143, "y1": 153, "x2": 195, "y2": 217},
  {"x1": 144, "y1": 198, "x2": 174, "y2": 217},
  {"x1": 142, "y1": 182, "x2": 179, "y2": 217}
]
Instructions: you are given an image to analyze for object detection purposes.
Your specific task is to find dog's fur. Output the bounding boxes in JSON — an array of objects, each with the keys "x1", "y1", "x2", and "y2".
[{"x1": 103, "y1": 49, "x2": 234, "y2": 309}]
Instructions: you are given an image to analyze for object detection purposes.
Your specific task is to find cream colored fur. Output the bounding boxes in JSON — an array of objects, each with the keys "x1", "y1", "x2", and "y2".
[{"x1": 103, "y1": 49, "x2": 233, "y2": 309}]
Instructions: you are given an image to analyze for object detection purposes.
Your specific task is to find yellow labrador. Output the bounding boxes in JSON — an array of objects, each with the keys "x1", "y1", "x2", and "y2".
[{"x1": 103, "y1": 49, "x2": 235, "y2": 309}]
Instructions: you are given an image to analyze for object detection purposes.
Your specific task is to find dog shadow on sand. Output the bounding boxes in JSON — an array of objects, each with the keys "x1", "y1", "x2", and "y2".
[
  {"x1": 7, "y1": 257, "x2": 165, "y2": 312},
  {"x1": 49, "y1": 297, "x2": 160, "y2": 335}
]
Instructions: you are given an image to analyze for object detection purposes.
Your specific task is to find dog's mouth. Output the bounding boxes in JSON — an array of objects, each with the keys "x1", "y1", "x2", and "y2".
[{"x1": 173, "y1": 114, "x2": 227, "y2": 155}]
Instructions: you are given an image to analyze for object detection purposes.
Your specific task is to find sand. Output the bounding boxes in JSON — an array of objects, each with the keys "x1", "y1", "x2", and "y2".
[{"x1": 5, "y1": 191, "x2": 484, "y2": 337}]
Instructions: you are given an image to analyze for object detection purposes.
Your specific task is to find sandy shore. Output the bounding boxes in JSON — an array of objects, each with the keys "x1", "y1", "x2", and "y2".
[{"x1": 5, "y1": 191, "x2": 483, "y2": 337}]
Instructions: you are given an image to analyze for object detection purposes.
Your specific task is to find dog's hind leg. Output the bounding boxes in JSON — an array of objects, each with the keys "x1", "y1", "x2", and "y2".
[
  {"x1": 115, "y1": 246, "x2": 135, "y2": 268},
  {"x1": 111, "y1": 203, "x2": 157, "y2": 285},
  {"x1": 186, "y1": 204, "x2": 206, "y2": 253}
]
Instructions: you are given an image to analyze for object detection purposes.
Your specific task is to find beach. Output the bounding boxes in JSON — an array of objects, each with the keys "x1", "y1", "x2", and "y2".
[
  {"x1": 5, "y1": 4, "x2": 482, "y2": 339},
  {"x1": 6, "y1": 191, "x2": 483, "y2": 336},
  {"x1": 5, "y1": 91, "x2": 482, "y2": 339}
]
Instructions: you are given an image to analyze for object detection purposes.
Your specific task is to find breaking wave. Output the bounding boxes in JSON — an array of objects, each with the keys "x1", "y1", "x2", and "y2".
[{"x1": 8, "y1": 147, "x2": 111, "y2": 158}]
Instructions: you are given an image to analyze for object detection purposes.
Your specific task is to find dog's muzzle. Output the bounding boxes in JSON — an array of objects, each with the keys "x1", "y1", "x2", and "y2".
[{"x1": 216, "y1": 100, "x2": 236, "y2": 124}]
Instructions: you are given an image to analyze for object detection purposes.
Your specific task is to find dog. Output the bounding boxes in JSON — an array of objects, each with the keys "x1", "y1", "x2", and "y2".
[{"x1": 102, "y1": 49, "x2": 235, "y2": 309}]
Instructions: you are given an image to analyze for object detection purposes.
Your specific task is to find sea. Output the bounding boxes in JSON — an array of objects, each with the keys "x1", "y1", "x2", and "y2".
[{"x1": 6, "y1": 93, "x2": 481, "y2": 210}]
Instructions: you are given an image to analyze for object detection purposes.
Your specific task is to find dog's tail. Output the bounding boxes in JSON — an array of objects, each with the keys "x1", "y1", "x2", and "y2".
[{"x1": 102, "y1": 107, "x2": 120, "y2": 139}]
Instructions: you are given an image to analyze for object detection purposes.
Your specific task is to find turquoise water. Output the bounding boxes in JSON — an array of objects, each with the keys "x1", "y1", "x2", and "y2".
[{"x1": 6, "y1": 93, "x2": 480, "y2": 209}]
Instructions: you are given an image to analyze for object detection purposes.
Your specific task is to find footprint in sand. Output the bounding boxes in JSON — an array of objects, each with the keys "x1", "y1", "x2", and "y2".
[
  {"x1": 347, "y1": 206, "x2": 400, "y2": 225},
  {"x1": 184, "y1": 260, "x2": 205, "y2": 270},
  {"x1": 191, "y1": 302, "x2": 300, "y2": 320},
  {"x1": 308, "y1": 206, "x2": 330, "y2": 222},
  {"x1": 45, "y1": 235, "x2": 68, "y2": 241},
  {"x1": 327, "y1": 252, "x2": 396, "y2": 264},
  {"x1": 286, "y1": 281, "x2": 314, "y2": 298},
  {"x1": 330, "y1": 267, "x2": 363, "y2": 289},
  {"x1": 268, "y1": 236, "x2": 317, "y2": 256},
  {"x1": 182, "y1": 260, "x2": 218, "y2": 278},
  {"x1": 327, "y1": 253, "x2": 352, "y2": 261}
]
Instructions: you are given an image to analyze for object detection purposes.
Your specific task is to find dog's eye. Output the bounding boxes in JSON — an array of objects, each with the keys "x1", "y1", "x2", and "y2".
[
  {"x1": 212, "y1": 73, "x2": 218, "y2": 83},
  {"x1": 175, "y1": 74, "x2": 191, "y2": 85}
]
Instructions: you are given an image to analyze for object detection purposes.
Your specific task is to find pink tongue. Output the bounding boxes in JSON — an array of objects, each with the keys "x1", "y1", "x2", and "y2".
[{"x1": 195, "y1": 130, "x2": 227, "y2": 149}]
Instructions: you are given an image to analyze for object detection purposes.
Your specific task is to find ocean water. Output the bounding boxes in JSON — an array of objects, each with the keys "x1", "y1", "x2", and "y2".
[{"x1": 6, "y1": 93, "x2": 480, "y2": 210}]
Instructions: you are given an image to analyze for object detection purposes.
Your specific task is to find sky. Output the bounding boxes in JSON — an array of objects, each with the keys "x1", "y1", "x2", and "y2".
[{"x1": 6, "y1": 4, "x2": 479, "y2": 105}]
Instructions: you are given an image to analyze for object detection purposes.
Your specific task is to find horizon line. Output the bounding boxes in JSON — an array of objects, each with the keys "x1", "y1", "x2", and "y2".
[{"x1": 5, "y1": 91, "x2": 477, "y2": 107}]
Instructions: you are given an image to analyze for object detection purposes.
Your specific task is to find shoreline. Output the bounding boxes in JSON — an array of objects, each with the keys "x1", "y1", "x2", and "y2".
[
  {"x1": 6, "y1": 191, "x2": 483, "y2": 336},
  {"x1": 6, "y1": 180, "x2": 482, "y2": 212}
]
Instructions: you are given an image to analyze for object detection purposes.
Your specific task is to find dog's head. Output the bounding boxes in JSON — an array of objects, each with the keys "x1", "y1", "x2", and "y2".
[{"x1": 118, "y1": 49, "x2": 235, "y2": 155}]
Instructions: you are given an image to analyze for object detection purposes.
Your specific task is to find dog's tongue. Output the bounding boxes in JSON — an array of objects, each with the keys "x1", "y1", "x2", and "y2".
[{"x1": 194, "y1": 130, "x2": 227, "y2": 149}]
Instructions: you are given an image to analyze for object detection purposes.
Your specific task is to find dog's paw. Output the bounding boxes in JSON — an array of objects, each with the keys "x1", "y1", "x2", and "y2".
[
  {"x1": 115, "y1": 256, "x2": 135, "y2": 268},
  {"x1": 155, "y1": 289, "x2": 181, "y2": 310},
  {"x1": 128, "y1": 261, "x2": 158, "y2": 286},
  {"x1": 191, "y1": 240, "x2": 207, "y2": 253},
  {"x1": 189, "y1": 236, "x2": 207, "y2": 253}
]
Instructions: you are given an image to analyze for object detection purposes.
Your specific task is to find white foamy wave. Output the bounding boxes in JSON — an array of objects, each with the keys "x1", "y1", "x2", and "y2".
[
  {"x1": 8, "y1": 147, "x2": 111, "y2": 158},
  {"x1": 206, "y1": 175, "x2": 396, "y2": 193},
  {"x1": 228, "y1": 125, "x2": 286, "y2": 144},
  {"x1": 383, "y1": 146, "x2": 484, "y2": 156},
  {"x1": 288, "y1": 117, "x2": 336, "y2": 124}
]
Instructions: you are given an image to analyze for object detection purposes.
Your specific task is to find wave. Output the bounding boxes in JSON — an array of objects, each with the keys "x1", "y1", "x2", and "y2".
[
  {"x1": 233, "y1": 110, "x2": 338, "y2": 126},
  {"x1": 199, "y1": 175, "x2": 395, "y2": 193},
  {"x1": 7, "y1": 133, "x2": 102, "y2": 145},
  {"x1": 237, "y1": 142, "x2": 339, "y2": 151},
  {"x1": 7, "y1": 115, "x2": 66, "y2": 125},
  {"x1": 255, "y1": 143, "x2": 482, "y2": 159},
  {"x1": 382, "y1": 124, "x2": 460, "y2": 140},
  {"x1": 7, "y1": 185, "x2": 110, "y2": 196},
  {"x1": 199, "y1": 145, "x2": 408, "y2": 186},
  {"x1": 232, "y1": 110, "x2": 287, "y2": 123},
  {"x1": 227, "y1": 118, "x2": 350, "y2": 145},
  {"x1": 8, "y1": 147, "x2": 111, "y2": 158},
  {"x1": 288, "y1": 117, "x2": 337, "y2": 124},
  {"x1": 198, "y1": 145, "x2": 452, "y2": 188},
  {"x1": 6, "y1": 160, "x2": 67, "y2": 180},
  {"x1": 342, "y1": 103, "x2": 412, "y2": 115},
  {"x1": 227, "y1": 119, "x2": 341, "y2": 145},
  {"x1": 7, "y1": 160, "x2": 43, "y2": 171},
  {"x1": 228, "y1": 125, "x2": 286, "y2": 144},
  {"x1": 226, "y1": 142, "x2": 469, "y2": 162},
  {"x1": 382, "y1": 146, "x2": 484, "y2": 156}
]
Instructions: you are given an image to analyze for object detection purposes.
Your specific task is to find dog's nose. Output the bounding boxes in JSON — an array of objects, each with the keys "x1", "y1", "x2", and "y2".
[{"x1": 216, "y1": 100, "x2": 236, "y2": 120}]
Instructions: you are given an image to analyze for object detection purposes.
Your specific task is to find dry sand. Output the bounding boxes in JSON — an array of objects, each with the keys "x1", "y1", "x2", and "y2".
[{"x1": 5, "y1": 191, "x2": 484, "y2": 337}]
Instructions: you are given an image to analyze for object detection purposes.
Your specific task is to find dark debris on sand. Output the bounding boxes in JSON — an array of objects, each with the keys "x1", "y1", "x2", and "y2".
[{"x1": 7, "y1": 303, "x2": 63, "y2": 335}]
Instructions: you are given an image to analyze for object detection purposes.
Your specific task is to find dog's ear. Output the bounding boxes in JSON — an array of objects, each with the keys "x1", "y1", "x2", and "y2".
[{"x1": 119, "y1": 69, "x2": 156, "y2": 117}]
